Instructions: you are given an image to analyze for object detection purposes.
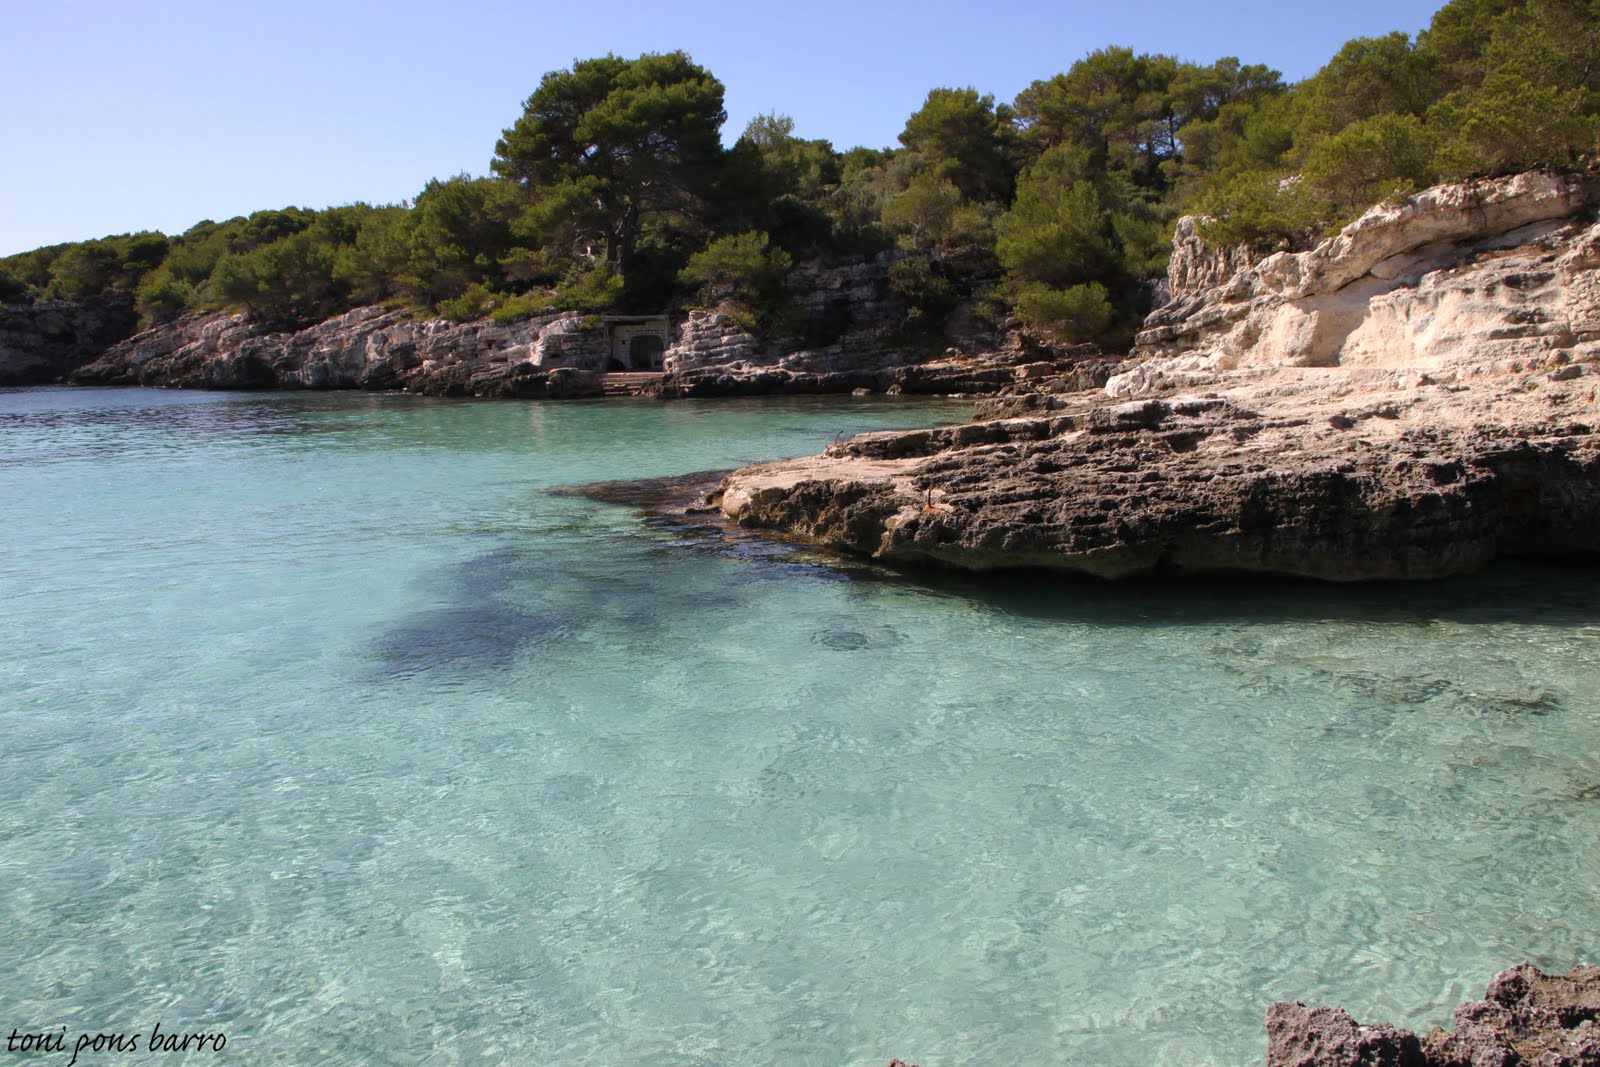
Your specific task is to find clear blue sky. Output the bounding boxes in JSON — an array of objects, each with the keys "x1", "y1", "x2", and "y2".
[{"x1": 1, "y1": 0, "x2": 1447, "y2": 257}]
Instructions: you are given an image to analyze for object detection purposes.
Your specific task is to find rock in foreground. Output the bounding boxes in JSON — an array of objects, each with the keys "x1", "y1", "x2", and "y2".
[
  {"x1": 711, "y1": 368, "x2": 1599, "y2": 581},
  {"x1": 1267, "y1": 963, "x2": 1600, "y2": 1066}
]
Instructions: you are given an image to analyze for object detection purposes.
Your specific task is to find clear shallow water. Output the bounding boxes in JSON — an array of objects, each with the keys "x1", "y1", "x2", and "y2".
[{"x1": 2, "y1": 386, "x2": 1598, "y2": 1066}]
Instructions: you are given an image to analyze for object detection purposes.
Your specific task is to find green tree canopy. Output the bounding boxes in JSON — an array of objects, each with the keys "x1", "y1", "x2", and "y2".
[
  {"x1": 898, "y1": 87, "x2": 1018, "y2": 203},
  {"x1": 492, "y1": 51, "x2": 727, "y2": 276}
]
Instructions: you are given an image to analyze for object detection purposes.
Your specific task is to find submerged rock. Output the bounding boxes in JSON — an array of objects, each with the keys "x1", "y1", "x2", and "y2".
[{"x1": 1266, "y1": 963, "x2": 1600, "y2": 1067}]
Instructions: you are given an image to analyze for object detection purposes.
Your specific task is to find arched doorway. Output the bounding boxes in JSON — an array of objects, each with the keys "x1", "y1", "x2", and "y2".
[{"x1": 628, "y1": 334, "x2": 664, "y2": 370}]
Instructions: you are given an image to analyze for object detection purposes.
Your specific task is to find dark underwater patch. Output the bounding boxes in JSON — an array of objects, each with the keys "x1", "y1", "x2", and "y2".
[
  {"x1": 368, "y1": 602, "x2": 564, "y2": 680},
  {"x1": 811, "y1": 624, "x2": 906, "y2": 651},
  {"x1": 365, "y1": 546, "x2": 570, "y2": 680}
]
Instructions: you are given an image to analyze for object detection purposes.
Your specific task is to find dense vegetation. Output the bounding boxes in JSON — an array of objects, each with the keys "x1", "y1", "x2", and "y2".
[{"x1": 3, "y1": 0, "x2": 1595, "y2": 347}]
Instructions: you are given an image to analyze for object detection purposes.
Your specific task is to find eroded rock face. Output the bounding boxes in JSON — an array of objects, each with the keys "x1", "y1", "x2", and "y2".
[
  {"x1": 619, "y1": 171, "x2": 1600, "y2": 581},
  {"x1": 69, "y1": 307, "x2": 605, "y2": 398},
  {"x1": 1267, "y1": 963, "x2": 1600, "y2": 1067},
  {"x1": 0, "y1": 298, "x2": 139, "y2": 385},
  {"x1": 55, "y1": 249, "x2": 1024, "y2": 397},
  {"x1": 1114, "y1": 172, "x2": 1600, "y2": 398},
  {"x1": 711, "y1": 367, "x2": 1600, "y2": 581},
  {"x1": 1266, "y1": 1003, "x2": 1425, "y2": 1067}
]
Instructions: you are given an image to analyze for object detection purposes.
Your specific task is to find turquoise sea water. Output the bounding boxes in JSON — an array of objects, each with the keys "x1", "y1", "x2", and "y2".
[{"x1": 2, "y1": 386, "x2": 1597, "y2": 1066}]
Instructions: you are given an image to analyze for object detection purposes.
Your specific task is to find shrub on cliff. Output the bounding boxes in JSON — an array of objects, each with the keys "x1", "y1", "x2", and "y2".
[
  {"x1": 679, "y1": 231, "x2": 793, "y2": 331},
  {"x1": 887, "y1": 256, "x2": 962, "y2": 332},
  {"x1": 39, "y1": 232, "x2": 168, "y2": 303},
  {"x1": 1011, "y1": 281, "x2": 1114, "y2": 343},
  {"x1": 0, "y1": 265, "x2": 28, "y2": 305}
]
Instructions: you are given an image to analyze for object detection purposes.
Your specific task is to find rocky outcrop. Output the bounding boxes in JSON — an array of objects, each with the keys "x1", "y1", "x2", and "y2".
[
  {"x1": 654, "y1": 250, "x2": 1051, "y2": 394},
  {"x1": 0, "y1": 297, "x2": 139, "y2": 385},
  {"x1": 55, "y1": 252, "x2": 1029, "y2": 398},
  {"x1": 664, "y1": 309, "x2": 771, "y2": 371},
  {"x1": 695, "y1": 170, "x2": 1600, "y2": 582},
  {"x1": 1163, "y1": 214, "x2": 1256, "y2": 295},
  {"x1": 664, "y1": 254, "x2": 917, "y2": 375},
  {"x1": 1114, "y1": 171, "x2": 1600, "y2": 398},
  {"x1": 69, "y1": 306, "x2": 604, "y2": 397},
  {"x1": 709, "y1": 367, "x2": 1600, "y2": 581},
  {"x1": 1267, "y1": 963, "x2": 1600, "y2": 1066}
]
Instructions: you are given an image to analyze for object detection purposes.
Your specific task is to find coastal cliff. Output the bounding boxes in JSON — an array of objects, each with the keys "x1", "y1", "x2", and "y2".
[
  {"x1": 707, "y1": 171, "x2": 1600, "y2": 581},
  {"x1": 67, "y1": 306, "x2": 606, "y2": 397},
  {"x1": 56, "y1": 253, "x2": 1037, "y2": 397},
  {"x1": 1112, "y1": 171, "x2": 1599, "y2": 396},
  {"x1": 0, "y1": 297, "x2": 138, "y2": 386}
]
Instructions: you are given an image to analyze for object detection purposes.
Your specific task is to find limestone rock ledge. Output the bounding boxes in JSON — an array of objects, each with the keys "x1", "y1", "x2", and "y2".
[
  {"x1": 710, "y1": 368, "x2": 1599, "y2": 581},
  {"x1": 1267, "y1": 963, "x2": 1600, "y2": 1067}
]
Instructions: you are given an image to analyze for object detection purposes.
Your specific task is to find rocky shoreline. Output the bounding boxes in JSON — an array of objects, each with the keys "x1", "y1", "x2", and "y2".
[
  {"x1": 2, "y1": 248, "x2": 1057, "y2": 399},
  {"x1": 876, "y1": 964, "x2": 1600, "y2": 1067},
  {"x1": 705, "y1": 364, "x2": 1598, "y2": 581},
  {"x1": 702, "y1": 171, "x2": 1600, "y2": 582},
  {"x1": 1266, "y1": 963, "x2": 1600, "y2": 1066},
  {"x1": 11, "y1": 172, "x2": 1597, "y2": 583}
]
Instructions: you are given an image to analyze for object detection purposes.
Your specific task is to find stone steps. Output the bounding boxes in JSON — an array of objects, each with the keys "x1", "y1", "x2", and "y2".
[{"x1": 600, "y1": 371, "x2": 664, "y2": 396}]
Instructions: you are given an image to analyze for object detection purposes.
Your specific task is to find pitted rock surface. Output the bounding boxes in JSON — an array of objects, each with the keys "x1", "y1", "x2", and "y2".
[
  {"x1": 1266, "y1": 964, "x2": 1600, "y2": 1067},
  {"x1": 712, "y1": 367, "x2": 1599, "y2": 581}
]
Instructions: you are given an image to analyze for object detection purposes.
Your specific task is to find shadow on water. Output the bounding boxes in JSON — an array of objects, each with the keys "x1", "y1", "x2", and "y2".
[
  {"x1": 363, "y1": 528, "x2": 751, "y2": 680},
  {"x1": 368, "y1": 602, "x2": 566, "y2": 680},
  {"x1": 844, "y1": 555, "x2": 1600, "y2": 630}
]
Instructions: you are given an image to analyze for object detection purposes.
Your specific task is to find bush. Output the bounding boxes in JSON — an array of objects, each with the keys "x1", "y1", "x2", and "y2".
[
  {"x1": 887, "y1": 256, "x2": 960, "y2": 328},
  {"x1": 1302, "y1": 113, "x2": 1439, "y2": 217},
  {"x1": 0, "y1": 265, "x2": 27, "y2": 304},
  {"x1": 490, "y1": 291, "x2": 551, "y2": 324},
  {"x1": 1013, "y1": 281, "x2": 1114, "y2": 342},
  {"x1": 552, "y1": 264, "x2": 624, "y2": 313},
  {"x1": 134, "y1": 267, "x2": 196, "y2": 322},
  {"x1": 680, "y1": 231, "x2": 791, "y2": 300},
  {"x1": 680, "y1": 231, "x2": 793, "y2": 331},
  {"x1": 436, "y1": 282, "x2": 498, "y2": 322}
]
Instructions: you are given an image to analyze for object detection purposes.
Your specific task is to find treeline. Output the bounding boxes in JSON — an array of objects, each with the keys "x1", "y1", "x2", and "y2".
[{"x1": 3, "y1": 0, "x2": 1595, "y2": 347}]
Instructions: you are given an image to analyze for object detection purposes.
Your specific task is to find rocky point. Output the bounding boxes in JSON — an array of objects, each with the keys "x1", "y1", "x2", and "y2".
[{"x1": 706, "y1": 170, "x2": 1600, "y2": 582}]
